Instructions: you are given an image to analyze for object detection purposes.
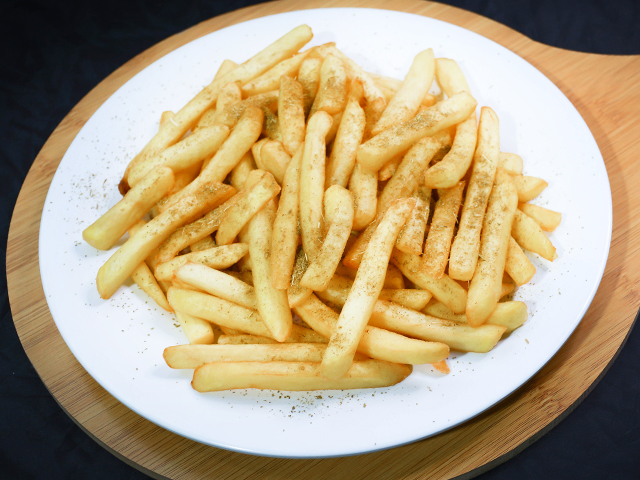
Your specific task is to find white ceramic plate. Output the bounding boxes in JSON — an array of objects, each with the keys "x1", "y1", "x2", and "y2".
[{"x1": 39, "y1": 8, "x2": 612, "y2": 458}]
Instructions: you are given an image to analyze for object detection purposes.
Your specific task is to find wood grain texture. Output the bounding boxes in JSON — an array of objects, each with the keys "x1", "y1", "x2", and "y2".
[{"x1": 7, "y1": 0, "x2": 640, "y2": 478}]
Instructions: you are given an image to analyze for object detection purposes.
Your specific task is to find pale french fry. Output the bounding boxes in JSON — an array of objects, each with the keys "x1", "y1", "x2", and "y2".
[
  {"x1": 356, "y1": 92, "x2": 477, "y2": 171},
  {"x1": 423, "y1": 299, "x2": 528, "y2": 333},
  {"x1": 215, "y1": 59, "x2": 239, "y2": 79},
  {"x1": 175, "y1": 311, "x2": 215, "y2": 345},
  {"x1": 513, "y1": 175, "x2": 548, "y2": 202},
  {"x1": 165, "y1": 343, "x2": 329, "y2": 369},
  {"x1": 370, "y1": 300, "x2": 506, "y2": 353},
  {"x1": 83, "y1": 166, "x2": 174, "y2": 250},
  {"x1": 322, "y1": 198, "x2": 415, "y2": 379},
  {"x1": 363, "y1": 97, "x2": 386, "y2": 141},
  {"x1": 300, "y1": 185, "x2": 354, "y2": 291},
  {"x1": 505, "y1": 237, "x2": 536, "y2": 286},
  {"x1": 287, "y1": 247, "x2": 313, "y2": 307},
  {"x1": 119, "y1": 25, "x2": 313, "y2": 192},
  {"x1": 189, "y1": 235, "x2": 216, "y2": 252},
  {"x1": 196, "y1": 83, "x2": 242, "y2": 131},
  {"x1": 377, "y1": 153, "x2": 403, "y2": 181},
  {"x1": 298, "y1": 57, "x2": 322, "y2": 116},
  {"x1": 169, "y1": 161, "x2": 202, "y2": 195},
  {"x1": 271, "y1": 144, "x2": 303, "y2": 289},
  {"x1": 154, "y1": 190, "x2": 238, "y2": 264},
  {"x1": 448, "y1": 106, "x2": 500, "y2": 281},
  {"x1": 423, "y1": 115, "x2": 477, "y2": 188},
  {"x1": 155, "y1": 244, "x2": 249, "y2": 282},
  {"x1": 421, "y1": 181, "x2": 465, "y2": 278},
  {"x1": 396, "y1": 187, "x2": 431, "y2": 255},
  {"x1": 385, "y1": 264, "x2": 405, "y2": 289},
  {"x1": 467, "y1": 170, "x2": 518, "y2": 327},
  {"x1": 128, "y1": 125, "x2": 230, "y2": 186},
  {"x1": 160, "y1": 106, "x2": 263, "y2": 212},
  {"x1": 251, "y1": 137, "x2": 270, "y2": 171},
  {"x1": 278, "y1": 75, "x2": 306, "y2": 156},
  {"x1": 192, "y1": 359, "x2": 412, "y2": 392},
  {"x1": 518, "y1": 203, "x2": 562, "y2": 232},
  {"x1": 299, "y1": 110, "x2": 333, "y2": 260},
  {"x1": 295, "y1": 294, "x2": 448, "y2": 365},
  {"x1": 512, "y1": 209, "x2": 558, "y2": 261},
  {"x1": 325, "y1": 80, "x2": 366, "y2": 188},
  {"x1": 371, "y1": 49, "x2": 435, "y2": 136},
  {"x1": 390, "y1": 249, "x2": 468, "y2": 314},
  {"x1": 499, "y1": 152, "x2": 523, "y2": 175},
  {"x1": 96, "y1": 183, "x2": 231, "y2": 299},
  {"x1": 175, "y1": 263, "x2": 256, "y2": 309},
  {"x1": 231, "y1": 151, "x2": 257, "y2": 190},
  {"x1": 261, "y1": 106, "x2": 282, "y2": 142},
  {"x1": 216, "y1": 170, "x2": 281, "y2": 245},
  {"x1": 349, "y1": 163, "x2": 378, "y2": 231},
  {"x1": 247, "y1": 200, "x2": 293, "y2": 342},
  {"x1": 241, "y1": 49, "x2": 314, "y2": 97},
  {"x1": 309, "y1": 53, "x2": 348, "y2": 117},
  {"x1": 435, "y1": 58, "x2": 471, "y2": 97},
  {"x1": 259, "y1": 141, "x2": 291, "y2": 184},
  {"x1": 129, "y1": 260, "x2": 172, "y2": 312}
]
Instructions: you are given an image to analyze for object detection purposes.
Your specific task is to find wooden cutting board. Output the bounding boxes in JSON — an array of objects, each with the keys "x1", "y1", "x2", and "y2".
[{"x1": 7, "y1": 0, "x2": 640, "y2": 478}]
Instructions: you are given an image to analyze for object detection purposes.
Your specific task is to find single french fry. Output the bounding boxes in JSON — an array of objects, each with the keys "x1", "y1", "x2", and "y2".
[
  {"x1": 370, "y1": 300, "x2": 506, "y2": 353},
  {"x1": 215, "y1": 59, "x2": 239, "y2": 79},
  {"x1": 153, "y1": 189, "x2": 238, "y2": 264},
  {"x1": 499, "y1": 152, "x2": 523, "y2": 175},
  {"x1": 299, "y1": 110, "x2": 333, "y2": 260},
  {"x1": 309, "y1": 53, "x2": 348, "y2": 117},
  {"x1": 448, "y1": 106, "x2": 500, "y2": 281},
  {"x1": 396, "y1": 187, "x2": 431, "y2": 255},
  {"x1": 421, "y1": 181, "x2": 465, "y2": 278},
  {"x1": 278, "y1": 75, "x2": 306, "y2": 156},
  {"x1": 192, "y1": 359, "x2": 412, "y2": 392},
  {"x1": 371, "y1": 49, "x2": 435, "y2": 136},
  {"x1": 356, "y1": 92, "x2": 477, "y2": 171},
  {"x1": 435, "y1": 58, "x2": 471, "y2": 97},
  {"x1": 424, "y1": 299, "x2": 528, "y2": 333},
  {"x1": 175, "y1": 311, "x2": 215, "y2": 345},
  {"x1": 242, "y1": 49, "x2": 314, "y2": 96},
  {"x1": 189, "y1": 235, "x2": 216, "y2": 252},
  {"x1": 325, "y1": 80, "x2": 366, "y2": 188},
  {"x1": 295, "y1": 294, "x2": 448, "y2": 365},
  {"x1": 161, "y1": 106, "x2": 263, "y2": 212},
  {"x1": 271, "y1": 144, "x2": 303, "y2": 289},
  {"x1": 518, "y1": 203, "x2": 561, "y2": 232},
  {"x1": 377, "y1": 153, "x2": 403, "y2": 181},
  {"x1": 155, "y1": 244, "x2": 249, "y2": 282},
  {"x1": 298, "y1": 57, "x2": 322, "y2": 116},
  {"x1": 96, "y1": 183, "x2": 231, "y2": 299},
  {"x1": 165, "y1": 343, "x2": 329, "y2": 369},
  {"x1": 231, "y1": 151, "x2": 257, "y2": 191},
  {"x1": 512, "y1": 209, "x2": 558, "y2": 261},
  {"x1": 130, "y1": 262, "x2": 172, "y2": 312},
  {"x1": 322, "y1": 198, "x2": 415, "y2": 379},
  {"x1": 128, "y1": 125, "x2": 230, "y2": 186},
  {"x1": 505, "y1": 236, "x2": 536, "y2": 286},
  {"x1": 390, "y1": 249, "x2": 468, "y2": 314},
  {"x1": 83, "y1": 166, "x2": 174, "y2": 250},
  {"x1": 423, "y1": 115, "x2": 477, "y2": 189},
  {"x1": 247, "y1": 200, "x2": 293, "y2": 342},
  {"x1": 119, "y1": 25, "x2": 312, "y2": 192},
  {"x1": 261, "y1": 105, "x2": 282, "y2": 142},
  {"x1": 300, "y1": 185, "x2": 354, "y2": 291},
  {"x1": 467, "y1": 170, "x2": 518, "y2": 327},
  {"x1": 287, "y1": 247, "x2": 313, "y2": 307},
  {"x1": 513, "y1": 175, "x2": 548, "y2": 202},
  {"x1": 349, "y1": 162, "x2": 378, "y2": 231},
  {"x1": 259, "y1": 141, "x2": 291, "y2": 184}
]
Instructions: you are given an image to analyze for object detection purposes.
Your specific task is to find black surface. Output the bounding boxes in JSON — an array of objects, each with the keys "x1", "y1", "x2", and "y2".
[{"x1": 2, "y1": 1, "x2": 639, "y2": 478}]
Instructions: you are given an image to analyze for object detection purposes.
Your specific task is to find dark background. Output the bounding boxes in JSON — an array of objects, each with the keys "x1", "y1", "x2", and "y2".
[{"x1": 2, "y1": 0, "x2": 639, "y2": 478}]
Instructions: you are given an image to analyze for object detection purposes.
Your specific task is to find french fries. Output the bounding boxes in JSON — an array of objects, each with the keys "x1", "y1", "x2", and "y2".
[
  {"x1": 278, "y1": 75, "x2": 306, "y2": 156},
  {"x1": 154, "y1": 243, "x2": 249, "y2": 282}
]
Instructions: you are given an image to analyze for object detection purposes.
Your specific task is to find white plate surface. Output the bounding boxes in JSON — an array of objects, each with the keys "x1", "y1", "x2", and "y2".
[{"x1": 39, "y1": 8, "x2": 612, "y2": 458}]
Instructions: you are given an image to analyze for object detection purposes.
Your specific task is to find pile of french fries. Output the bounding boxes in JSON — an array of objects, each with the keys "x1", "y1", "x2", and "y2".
[{"x1": 83, "y1": 25, "x2": 562, "y2": 392}]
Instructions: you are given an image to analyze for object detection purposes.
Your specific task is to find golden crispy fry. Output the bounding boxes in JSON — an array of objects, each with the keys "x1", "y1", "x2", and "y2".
[
  {"x1": 218, "y1": 325, "x2": 328, "y2": 345},
  {"x1": 261, "y1": 106, "x2": 282, "y2": 142},
  {"x1": 498, "y1": 152, "x2": 523, "y2": 175},
  {"x1": 467, "y1": 169, "x2": 518, "y2": 327},
  {"x1": 119, "y1": 25, "x2": 312, "y2": 192},
  {"x1": 349, "y1": 163, "x2": 378, "y2": 231},
  {"x1": 175, "y1": 311, "x2": 215, "y2": 345},
  {"x1": 505, "y1": 236, "x2": 536, "y2": 286},
  {"x1": 196, "y1": 83, "x2": 242, "y2": 131},
  {"x1": 271, "y1": 144, "x2": 303, "y2": 289},
  {"x1": 154, "y1": 244, "x2": 249, "y2": 282},
  {"x1": 83, "y1": 166, "x2": 174, "y2": 250},
  {"x1": 322, "y1": 198, "x2": 415, "y2": 379},
  {"x1": 189, "y1": 235, "x2": 216, "y2": 252},
  {"x1": 212, "y1": 91, "x2": 277, "y2": 128},
  {"x1": 448, "y1": 107, "x2": 500, "y2": 281},
  {"x1": 377, "y1": 153, "x2": 403, "y2": 181},
  {"x1": 385, "y1": 264, "x2": 405, "y2": 289},
  {"x1": 259, "y1": 141, "x2": 291, "y2": 184},
  {"x1": 363, "y1": 97, "x2": 386, "y2": 141},
  {"x1": 356, "y1": 92, "x2": 477, "y2": 171},
  {"x1": 421, "y1": 181, "x2": 465, "y2": 278},
  {"x1": 129, "y1": 243, "x2": 172, "y2": 312},
  {"x1": 300, "y1": 185, "x2": 354, "y2": 291},
  {"x1": 231, "y1": 151, "x2": 257, "y2": 190},
  {"x1": 371, "y1": 49, "x2": 435, "y2": 136},
  {"x1": 518, "y1": 203, "x2": 561, "y2": 232},
  {"x1": 96, "y1": 183, "x2": 231, "y2": 299},
  {"x1": 247, "y1": 200, "x2": 293, "y2": 342},
  {"x1": 241, "y1": 49, "x2": 314, "y2": 96},
  {"x1": 192, "y1": 359, "x2": 412, "y2": 392},
  {"x1": 287, "y1": 247, "x2": 313, "y2": 307},
  {"x1": 299, "y1": 111, "x2": 333, "y2": 260},
  {"x1": 278, "y1": 75, "x2": 306, "y2": 156},
  {"x1": 309, "y1": 53, "x2": 348, "y2": 117},
  {"x1": 396, "y1": 187, "x2": 431, "y2": 255},
  {"x1": 512, "y1": 209, "x2": 558, "y2": 261},
  {"x1": 435, "y1": 58, "x2": 471, "y2": 97},
  {"x1": 424, "y1": 299, "x2": 528, "y2": 333},
  {"x1": 390, "y1": 249, "x2": 468, "y2": 314},
  {"x1": 251, "y1": 137, "x2": 269, "y2": 171},
  {"x1": 175, "y1": 263, "x2": 256, "y2": 308},
  {"x1": 513, "y1": 175, "x2": 548, "y2": 202},
  {"x1": 298, "y1": 57, "x2": 322, "y2": 116},
  {"x1": 370, "y1": 300, "x2": 506, "y2": 353}
]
